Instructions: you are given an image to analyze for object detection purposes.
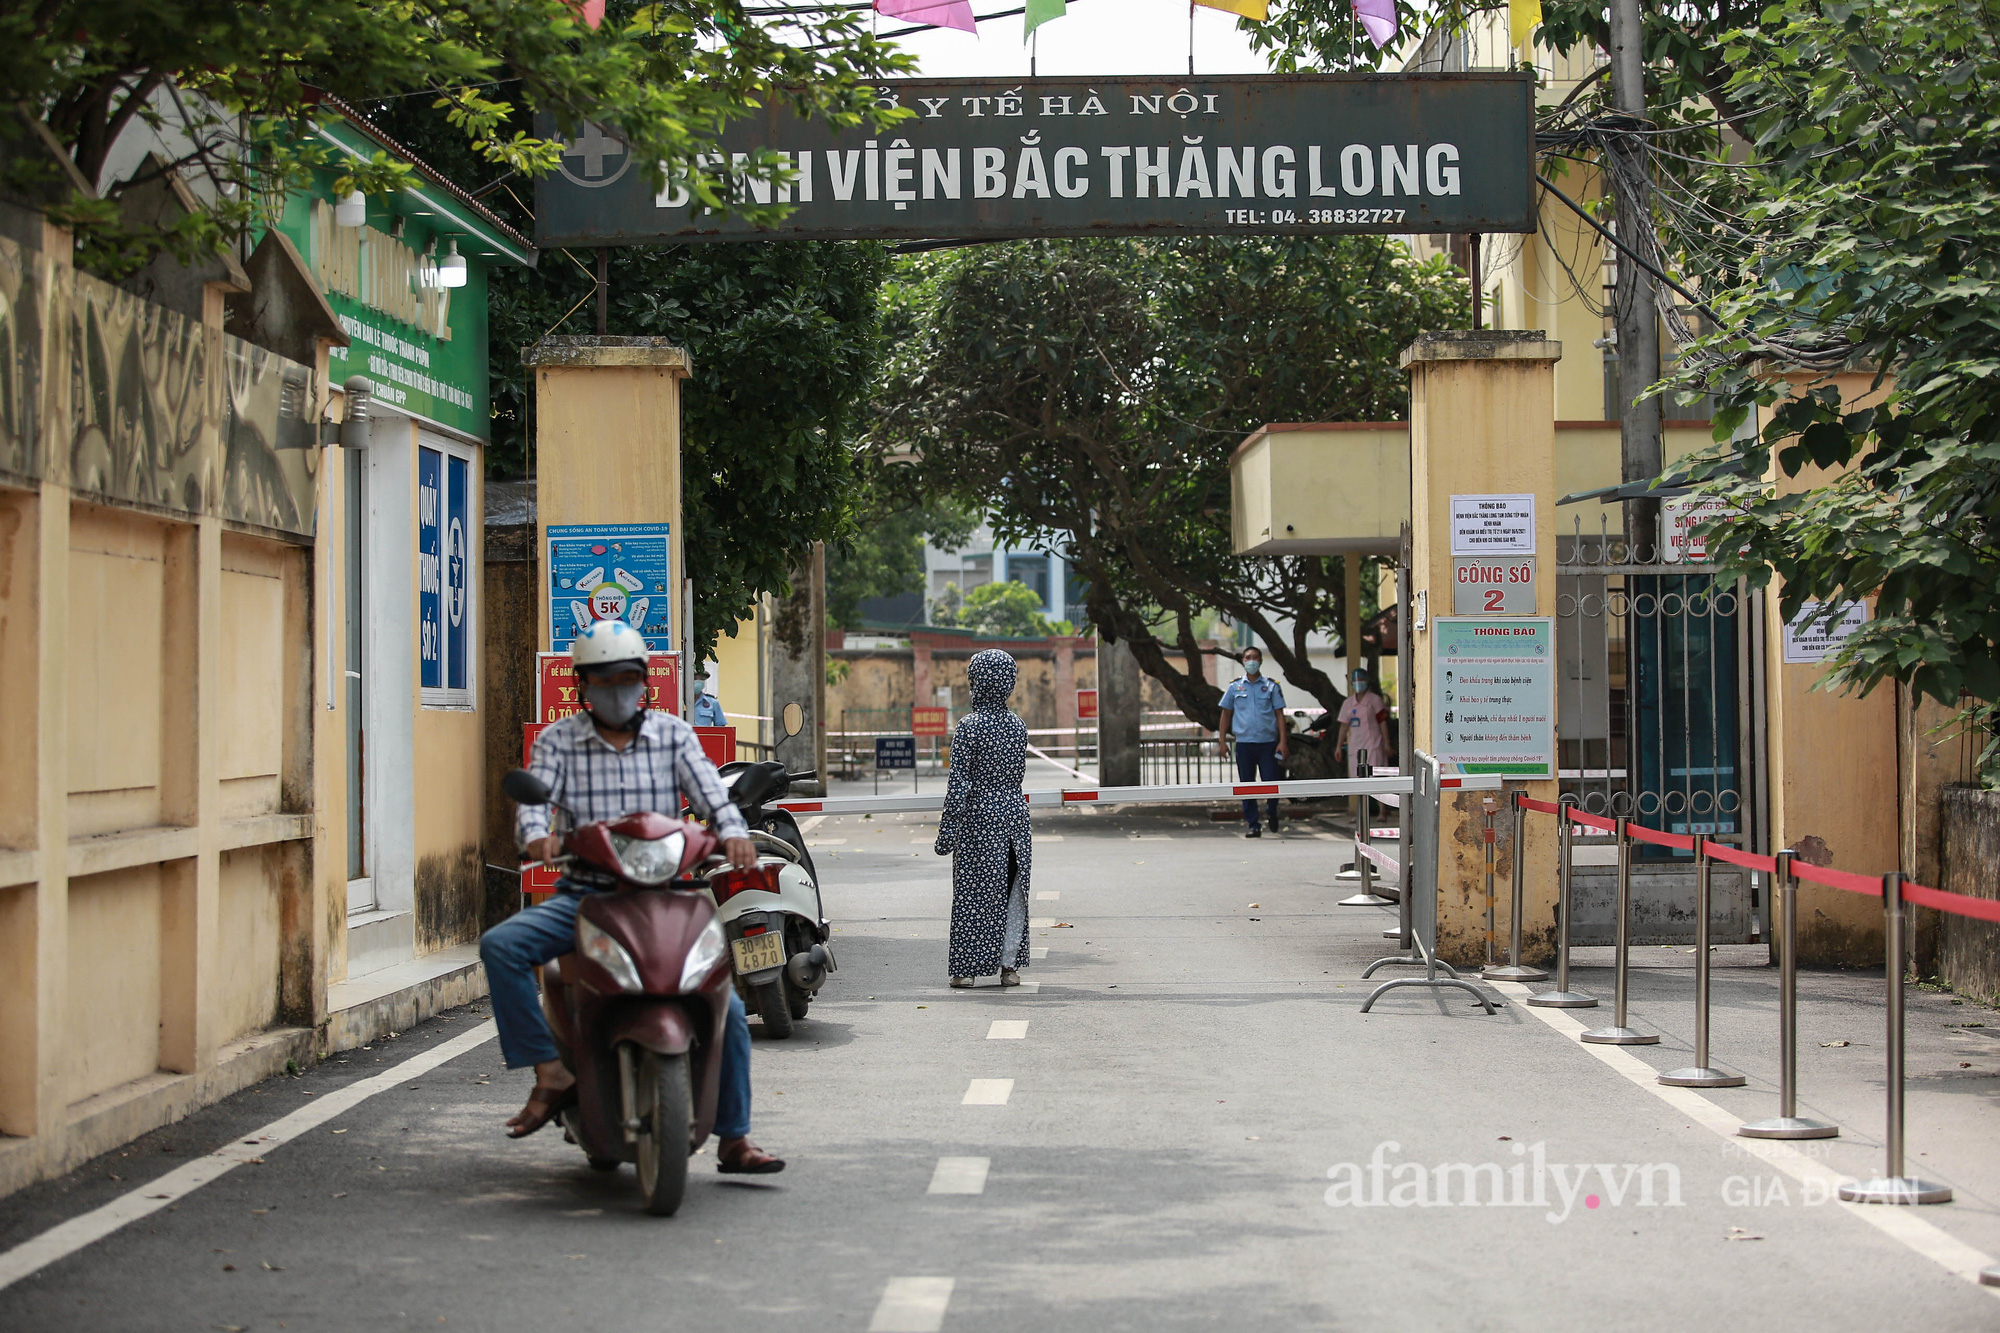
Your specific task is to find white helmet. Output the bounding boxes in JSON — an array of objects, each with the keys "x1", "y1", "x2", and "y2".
[{"x1": 570, "y1": 618, "x2": 649, "y2": 676}]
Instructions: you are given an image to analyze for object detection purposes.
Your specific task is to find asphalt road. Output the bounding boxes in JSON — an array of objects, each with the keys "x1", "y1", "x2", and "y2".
[{"x1": 4, "y1": 804, "x2": 1999, "y2": 1331}]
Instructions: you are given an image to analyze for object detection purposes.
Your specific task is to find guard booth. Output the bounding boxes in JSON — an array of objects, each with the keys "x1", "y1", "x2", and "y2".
[{"x1": 1231, "y1": 357, "x2": 1768, "y2": 963}]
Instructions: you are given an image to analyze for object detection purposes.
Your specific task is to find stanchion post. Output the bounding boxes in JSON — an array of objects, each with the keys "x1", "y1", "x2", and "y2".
[
  {"x1": 1840, "y1": 872, "x2": 1950, "y2": 1203},
  {"x1": 1583, "y1": 816, "x2": 1658, "y2": 1044},
  {"x1": 1660, "y1": 835, "x2": 1745, "y2": 1087},
  {"x1": 1529, "y1": 802, "x2": 1596, "y2": 1007},
  {"x1": 1486, "y1": 792, "x2": 1548, "y2": 982},
  {"x1": 1739, "y1": 851, "x2": 1838, "y2": 1139},
  {"x1": 1339, "y1": 749, "x2": 1394, "y2": 908},
  {"x1": 1482, "y1": 798, "x2": 1498, "y2": 968}
]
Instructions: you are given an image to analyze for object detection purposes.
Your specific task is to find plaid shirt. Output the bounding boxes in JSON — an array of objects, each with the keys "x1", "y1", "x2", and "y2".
[{"x1": 516, "y1": 710, "x2": 749, "y2": 855}]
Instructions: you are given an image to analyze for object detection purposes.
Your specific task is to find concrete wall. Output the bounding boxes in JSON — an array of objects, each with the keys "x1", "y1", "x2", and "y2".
[
  {"x1": 828, "y1": 646, "x2": 1104, "y2": 734},
  {"x1": 0, "y1": 466, "x2": 324, "y2": 1197}
]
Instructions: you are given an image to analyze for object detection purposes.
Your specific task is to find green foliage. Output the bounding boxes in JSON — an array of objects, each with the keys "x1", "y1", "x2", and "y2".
[
  {"x1": 4, "y1": 0, "x2": 911, "y2": 272},
  {"x1": 872, "y1": 236, "x2": 1464, "y2": 725},
  {"x1": 824, "y1": 464, "x2": 974, "y2": 628},
  {"x1": 930, "y1": 580, "x2": 1069, "y2": 639},
  {"x1": 1667, "y1": 0, "x2": 2000, "y2": 782}
]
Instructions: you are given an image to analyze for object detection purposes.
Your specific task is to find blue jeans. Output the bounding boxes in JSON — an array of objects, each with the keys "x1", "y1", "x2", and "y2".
[
  {"x1": 479, "y1": 889, "x2": 754, "y2": 1139},
  {"x1": 1235, "y1": 740, "x2": 1282, "y2": 830}
]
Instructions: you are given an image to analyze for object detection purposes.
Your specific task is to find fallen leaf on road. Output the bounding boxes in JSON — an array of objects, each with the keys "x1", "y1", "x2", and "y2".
[
  {"x1": 1725, "y1": 1227, "x2": 1763, "y2": 1241},
  {"x1": 246, "y1": 1158, "x2": 265, "y2": 1165},
  {"x1": 1054, "y1": 922, "x2": 1074, "y2": 928},
  {"x1": 331, "y1": 1193, "x2": 347, "y2": 1199},
  {"x1": 1961, "y1": 1062, "x2": 1973, "y2": 1068},
  {"x1": 221, "y1": 1264, "x2": 236, "y2": 1272},
  {"x1": 261, "y1": 1260, "x2": 283, "y2": 1271},
  {"x1": 146, "y1": 1194, "x2": 170, "y2": 1200},
  {"x1": 1820, "y1": 1040, "x2": 1850, "y2": 1047},
  {"x1": 1248, "y1": 902, "x2": 1260, "y2": 908},
  {"x1": 331, "y1": 1129, "x2": 348, "y2": 1134}
]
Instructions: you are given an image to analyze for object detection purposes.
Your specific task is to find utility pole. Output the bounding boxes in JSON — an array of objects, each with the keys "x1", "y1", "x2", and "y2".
[{"x1": 1608, "y1": 0, "x2": 1662, "y2": 551}]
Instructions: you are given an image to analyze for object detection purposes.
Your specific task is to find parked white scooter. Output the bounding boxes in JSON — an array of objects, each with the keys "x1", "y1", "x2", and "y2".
[{"x1": 705, "y1": 757, "x2": 835, "y2": 1037}]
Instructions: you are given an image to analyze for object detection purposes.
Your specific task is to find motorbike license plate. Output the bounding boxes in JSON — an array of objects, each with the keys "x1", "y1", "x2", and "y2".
[{"x1": 731, "y1": 932, "x2": 786, "y2": 975}]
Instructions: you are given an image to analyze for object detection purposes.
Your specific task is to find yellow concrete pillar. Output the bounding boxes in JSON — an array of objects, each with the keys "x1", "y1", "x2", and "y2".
[
  {"x1": 522, "y1": 337, "x2": 692, "y2": 669},
  {"x1": 1402, "y1": 331, "x2": 1563, "y2": 967}
]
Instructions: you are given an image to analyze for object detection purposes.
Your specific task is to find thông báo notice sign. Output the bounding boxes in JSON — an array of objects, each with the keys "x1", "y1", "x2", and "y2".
[{"x1": 1431, "y1": 617, "x2": 1554, "y2": 777}]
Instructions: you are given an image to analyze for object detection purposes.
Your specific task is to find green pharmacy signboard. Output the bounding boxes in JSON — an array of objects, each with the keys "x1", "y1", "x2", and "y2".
[{"x1": 272, "y1": 117, "x2": 535, "y2": 440}]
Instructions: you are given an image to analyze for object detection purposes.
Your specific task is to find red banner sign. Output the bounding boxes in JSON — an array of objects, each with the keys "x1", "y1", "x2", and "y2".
[
  {"x1": 1075, "y1": 688, "x2": 1099, "y2": 720},
  {"x1": 912, "y1": 706, "x2": 949, "y2": 737},
  {"x1": 537, "y1": 651, "x2": 680, "y2": 722}
]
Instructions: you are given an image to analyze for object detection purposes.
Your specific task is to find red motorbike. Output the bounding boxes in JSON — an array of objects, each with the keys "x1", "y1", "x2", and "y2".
[{"x1": 502, "y1": 767, "x2": 770, "y2": 1216}]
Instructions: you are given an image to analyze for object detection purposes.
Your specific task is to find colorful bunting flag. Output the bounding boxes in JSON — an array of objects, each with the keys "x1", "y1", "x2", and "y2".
[
  {"x1": 1024, "y1": 0, "x2": 1067, "y2": 38},
  {"x1": 1351, "y1": 0, "x2": 1396, "y2": 47},
  {"x1": 1508, "y1": 0, "x2": 1541, "y2": 50},
  {"x1": 1194, "y1": 0, "x2": 1270, "y2": 20},
  {"x1": 875, "y1": 0, "x2": 979, "y2": 32}
]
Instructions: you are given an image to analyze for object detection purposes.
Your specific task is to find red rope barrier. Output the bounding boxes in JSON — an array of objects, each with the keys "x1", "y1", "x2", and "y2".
[
  {"x1": 1518, "y1": 796, "x2": 1562, "y2": 815},
  {"x1": 1704, "y1": 841, "x2": 1778, "y2": 874},
  {"x1": 1567, "y1": 808, "x2": 1617, "y2": 832},
  {"x1": 1627, "y1": 823, "x2": 1697, "y2": 852},
  {"x1": 1904, "y1": 882, "x2": 2000, "y2": 924},
  {"x1": 1791, "y1": 860, "x2": 1884, "y2": 897}
]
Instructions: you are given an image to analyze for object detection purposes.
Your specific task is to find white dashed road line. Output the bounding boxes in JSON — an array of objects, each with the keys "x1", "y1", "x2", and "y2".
[
  {"x1": 927, "y1": 1157, "x2": 991, "y2": 1195},
  {"x1": 961, "y1": 1079, "x2": 1014, "y2": 1106},
  {"x1": 870, "y1": 1276, "x2": 956, "y2": 1332},
  {"x1": 987, "y1": 1020, "x2": 1029, "y2": 1040},
  {"x1": 0, "y1": 1020, "x2": 499, "y2": 1293}
]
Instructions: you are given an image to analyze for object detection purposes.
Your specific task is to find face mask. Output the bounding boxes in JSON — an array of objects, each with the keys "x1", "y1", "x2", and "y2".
[
  {"x1": 1244, "y1": 659, "x2": 1262, "y2": 677},
  {"x1": 584, "y1": 681, "x2": 647, "y2": 728}
]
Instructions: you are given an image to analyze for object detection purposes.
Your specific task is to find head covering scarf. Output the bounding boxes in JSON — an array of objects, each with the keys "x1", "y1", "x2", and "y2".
[{"x1": 967, "y1": 649, "x2": 1018, "y2": 708}]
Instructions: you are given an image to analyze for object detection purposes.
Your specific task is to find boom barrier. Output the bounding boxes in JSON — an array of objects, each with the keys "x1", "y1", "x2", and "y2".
[{"x1": 774, "y1": 771, "x2": 1500, "y2": 819}]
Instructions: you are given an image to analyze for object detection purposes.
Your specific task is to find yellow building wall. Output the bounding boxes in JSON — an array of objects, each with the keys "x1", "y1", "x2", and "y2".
[
  {"x1": 63, "y1": 864, "x2": 164, "y2": 1106},
  {"x1": 713, "y1": 612, "x2": 764, "y2": 747},
  {"x1": 413, "y1": 707, "x2": 487, "y2": 955}
]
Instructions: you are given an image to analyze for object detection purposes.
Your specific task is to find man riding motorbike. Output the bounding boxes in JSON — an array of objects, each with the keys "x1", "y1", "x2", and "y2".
[{"x1": 480, "y1": 618, "x2": 784, "y2": 1174}]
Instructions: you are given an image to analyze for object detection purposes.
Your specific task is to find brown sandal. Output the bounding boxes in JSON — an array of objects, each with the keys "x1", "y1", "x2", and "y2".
[
  {"x1": 506, "y1": 1082, "x2": 576, "y2": 1139},
  {"x1": 717, "y1": 1139, "x2": 786, "y2": 1174}
]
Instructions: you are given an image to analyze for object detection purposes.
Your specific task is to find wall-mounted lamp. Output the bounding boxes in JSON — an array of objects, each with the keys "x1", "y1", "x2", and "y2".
[
  {"x1": 335, "y1": 191, "x2": 367, "y2": 227},
  {"x1": 437, "y1": 238, "x2": 468, "y2": 288},
  {"x1": 340, "y1": 376, "x2": 372, "y2": 449}
]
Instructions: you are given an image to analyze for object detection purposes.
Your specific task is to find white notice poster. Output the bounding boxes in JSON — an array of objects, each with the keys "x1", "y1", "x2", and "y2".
[
  {"x1": 1782, "y1": 601, "x2": 1868, "y2": 664},
  {"x1": 1450, "y1": 494, "x2": 1537, "y2": 555}
]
